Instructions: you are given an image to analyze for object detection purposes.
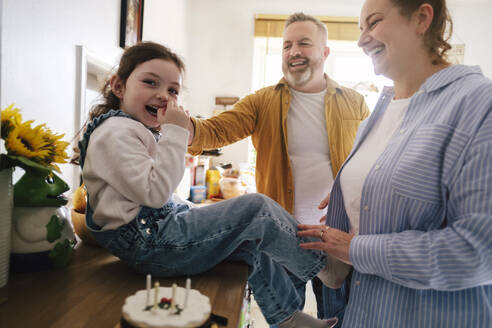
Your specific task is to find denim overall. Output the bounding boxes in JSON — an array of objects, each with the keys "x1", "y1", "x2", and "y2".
[{"x1": 78, "y1": 109, "x2": 326, "y2": 325}]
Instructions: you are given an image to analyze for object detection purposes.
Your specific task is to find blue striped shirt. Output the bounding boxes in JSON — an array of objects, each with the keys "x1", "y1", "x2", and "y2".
[{"x1": 326, "y1": 65, "x2": 492, "y2": 327}]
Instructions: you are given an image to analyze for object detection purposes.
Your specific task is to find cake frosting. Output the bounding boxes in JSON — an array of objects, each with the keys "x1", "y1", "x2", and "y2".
[{"x1": 122, "y1": 285, "x2": 211, "y2": 328}]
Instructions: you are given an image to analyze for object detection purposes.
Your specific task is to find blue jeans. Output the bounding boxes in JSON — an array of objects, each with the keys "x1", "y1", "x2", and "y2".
[
  {"x1": 87, "y1": 193, "x2": 325, "y2": 325},
  {"x1": 269, "y1": 276, "x2": 346, "y2": 328}
]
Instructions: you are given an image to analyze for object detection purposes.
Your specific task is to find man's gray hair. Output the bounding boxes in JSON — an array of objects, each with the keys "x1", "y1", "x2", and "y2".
[{"x1": 285, "y1": 12, "x2": 328, "y2": 44}]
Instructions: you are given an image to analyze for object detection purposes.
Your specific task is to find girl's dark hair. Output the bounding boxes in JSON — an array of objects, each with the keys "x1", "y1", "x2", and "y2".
[
  {"x1": 391, "y1": 0, "x2": 453, "y2": 65},
  {"x1": 71, "y1": 41, "x2": 185, "y2": 165},
  {"x1": 90, "y1": 41, "x2": 185, "y2": 120}
]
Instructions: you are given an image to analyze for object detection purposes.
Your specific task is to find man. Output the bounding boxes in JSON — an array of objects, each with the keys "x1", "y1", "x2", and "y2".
[{"x1": 187, "y1": 12, "x2": 369, "y2": 326}]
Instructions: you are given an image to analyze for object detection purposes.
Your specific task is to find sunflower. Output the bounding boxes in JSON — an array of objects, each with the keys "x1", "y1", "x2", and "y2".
[
  {"x1": 4, "y1": 121, "x2": 51, "y2": 163},
  {"x1": 1, "y1": 104, "x2": 70, "y2": 172},
  {"x1": 1, "y1": 104, "x2": 22, "y2": 139},
  {"x1": 39, "y1": 127, "x2": 70, "y2": 171}
]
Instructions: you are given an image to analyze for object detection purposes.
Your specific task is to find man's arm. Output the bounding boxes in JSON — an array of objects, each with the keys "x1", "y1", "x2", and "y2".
[
  {"x1": 187, "y1": 118, "x2": 195, "y2": 146},
  {"x1": 187, "y1": 93, "x2": 260, "y2": 155}
]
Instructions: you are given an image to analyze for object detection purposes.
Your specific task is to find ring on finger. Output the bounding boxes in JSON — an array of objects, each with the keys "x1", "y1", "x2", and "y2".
[{"x1": 320, "y1": 226, "x2": 330, "y2": 239}]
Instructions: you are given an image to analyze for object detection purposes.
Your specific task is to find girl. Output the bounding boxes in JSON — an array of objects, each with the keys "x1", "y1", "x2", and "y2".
[
  {"x1": 75, "y1": 41, "x2": 336, "y2": 328},
  {"x1": 299, "y1": 0, "x2": 492, "y2": 327}
]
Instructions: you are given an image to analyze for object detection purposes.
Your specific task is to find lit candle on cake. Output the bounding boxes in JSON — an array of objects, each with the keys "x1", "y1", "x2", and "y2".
[
  {"x1": 153, "y1": 281, "x2": 159, "y2": 313},
  {"x1": 171, "y1": 283, "x2": 177, "y2": 311},
  {"x1": 146, "y1": 274, "x2": 151, "y2": 307},
  {"x1": 184, "y1": 278, "x2": 191, "y2": 309}
]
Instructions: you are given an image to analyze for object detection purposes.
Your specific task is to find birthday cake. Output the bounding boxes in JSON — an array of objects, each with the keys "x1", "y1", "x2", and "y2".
[{"x1": 121, "y1": 283, "x2": 211, "y2": 328}]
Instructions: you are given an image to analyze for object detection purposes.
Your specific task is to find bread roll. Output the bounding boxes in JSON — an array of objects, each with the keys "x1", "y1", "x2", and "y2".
[
  {"x1": 71, "y1": 184, "x2": 99, "y2": 246},
  {"x1": 71, "y1": 209, "x2": 98, "y2": 246},
  {"x1": 72, "y1": 184, "x2": 87, "y2": 213}
]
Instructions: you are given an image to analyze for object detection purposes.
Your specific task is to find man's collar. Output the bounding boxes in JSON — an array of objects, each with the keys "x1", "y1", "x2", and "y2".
[{"x1": 275, "y1": 74, "x2": 341, "y2": 94}]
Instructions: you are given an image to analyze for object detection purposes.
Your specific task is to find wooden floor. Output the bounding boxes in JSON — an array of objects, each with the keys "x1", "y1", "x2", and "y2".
[{"x1": 0, "y1": 243, "x2": 248, "y2": 328}]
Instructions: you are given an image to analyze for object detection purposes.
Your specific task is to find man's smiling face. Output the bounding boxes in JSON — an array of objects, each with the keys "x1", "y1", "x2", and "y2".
[{"x1": 282, "y1": 21, "x2": 328, "y2": 88}]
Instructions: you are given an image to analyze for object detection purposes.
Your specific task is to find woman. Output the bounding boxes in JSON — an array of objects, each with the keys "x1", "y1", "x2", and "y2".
[{"x1": 298, "y1": 0, "x2": 492, "y2": 327}]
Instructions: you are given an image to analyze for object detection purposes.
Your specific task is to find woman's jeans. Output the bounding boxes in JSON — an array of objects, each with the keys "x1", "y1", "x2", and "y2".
[{"x1": 87, "y1": 193, "x2": 325, "y2": 325}]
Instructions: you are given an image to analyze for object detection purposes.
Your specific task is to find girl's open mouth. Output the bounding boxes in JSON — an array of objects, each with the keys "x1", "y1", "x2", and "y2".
[{"x1": 145, "y1": 105, "x2": 159, "y2": 116}]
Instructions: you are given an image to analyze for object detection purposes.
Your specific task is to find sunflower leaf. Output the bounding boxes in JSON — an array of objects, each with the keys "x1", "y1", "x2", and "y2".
[{"x1": 1, "y1": 154, "x2": 52, "y2": 175}]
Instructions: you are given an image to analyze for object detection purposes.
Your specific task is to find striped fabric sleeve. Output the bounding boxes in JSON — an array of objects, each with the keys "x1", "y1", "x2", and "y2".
[
  {"x1": 351, "y1": 106, "x2": 492, "y2": 291},
  {"x1": 349, "y1": 233, "x2": 392, "y2": 280}
]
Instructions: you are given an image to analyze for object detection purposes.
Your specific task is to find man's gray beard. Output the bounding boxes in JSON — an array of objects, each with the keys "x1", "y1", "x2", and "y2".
[{"x1": 284, "y1": 67, "x2": 312, "y2": 87}]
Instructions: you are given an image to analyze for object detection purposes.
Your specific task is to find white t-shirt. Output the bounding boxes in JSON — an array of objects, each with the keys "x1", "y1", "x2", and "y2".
[
  {"x1": 340, "y1": 97, "x2": 410, "y2": 234},
  {"x1": 287, "y1": 88, "x2": 334, "y2": 225}
]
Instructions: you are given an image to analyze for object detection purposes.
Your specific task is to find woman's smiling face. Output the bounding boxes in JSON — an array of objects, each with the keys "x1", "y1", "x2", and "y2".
[{"x1": 358, "y1": 0, "x2": 423, "y2": 80}]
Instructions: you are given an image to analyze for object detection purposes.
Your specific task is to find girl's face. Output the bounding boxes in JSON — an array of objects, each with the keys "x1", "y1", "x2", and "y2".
[
  {"x1": 112, "y1": 58, "x2": 182, "y2": 128},
  {"x1": 358, "y1": 0, "x2": 423, "y2": 80}
]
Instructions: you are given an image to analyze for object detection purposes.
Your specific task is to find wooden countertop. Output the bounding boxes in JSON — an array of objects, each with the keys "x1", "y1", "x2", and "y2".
[{"x1": 0, "y1": 243, "x2": 248, "y2": 328}]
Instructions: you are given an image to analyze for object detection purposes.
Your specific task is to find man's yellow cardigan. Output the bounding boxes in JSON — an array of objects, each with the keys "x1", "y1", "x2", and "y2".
[{"x1": 189, "y1": 77, "x2": 370, "y2": 214}]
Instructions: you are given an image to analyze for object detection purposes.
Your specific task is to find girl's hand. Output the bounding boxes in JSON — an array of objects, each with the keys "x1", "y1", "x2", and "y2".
[
  {"x1": 297, "y1": 224, "x2": 353, "y2": 265},
  {"x1": 158, "y1": 100, "x2": 190, "y2": 129}
]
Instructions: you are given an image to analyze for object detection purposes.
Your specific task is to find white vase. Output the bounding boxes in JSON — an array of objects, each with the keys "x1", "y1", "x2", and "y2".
[{"x1": 0, "y1": 167, "x2": 13, "y2": 287}]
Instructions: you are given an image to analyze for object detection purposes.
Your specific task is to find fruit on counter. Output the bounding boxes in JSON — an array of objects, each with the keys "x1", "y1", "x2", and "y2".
[
  {"x1": 71, "y1": 184, "x2": 98, "y2": 246},
  {"x1": 72, "y1": 184, "x2": 87, "y2": 213}
]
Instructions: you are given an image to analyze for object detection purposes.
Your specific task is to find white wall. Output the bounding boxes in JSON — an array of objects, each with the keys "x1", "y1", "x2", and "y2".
[
  {"x1": 143, "y1": 0, "x2": 188, "y2": 61},
  {"x1": 1, "y1": 0, "x2": 122, "y2": 188},
  {"x1": 450, "y1": 1, "x2": 492, "y2": 77},
  {"x1": 0, "y1": 0, "x2": 187, "y2": 191}
]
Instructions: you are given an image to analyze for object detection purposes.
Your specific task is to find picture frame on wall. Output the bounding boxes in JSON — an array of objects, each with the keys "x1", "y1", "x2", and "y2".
[{"x1": 119, "y1": 0, "x2": 144, "y2": 48}]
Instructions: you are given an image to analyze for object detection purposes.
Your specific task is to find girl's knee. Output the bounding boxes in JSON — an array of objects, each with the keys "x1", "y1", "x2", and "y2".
[
  {"x1": 241, "y1": 193, "x2": 274, "y2": 209},
  {"x1": 243, "y1": 193, "x2": 271, "y2": 203}
]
